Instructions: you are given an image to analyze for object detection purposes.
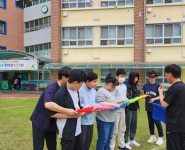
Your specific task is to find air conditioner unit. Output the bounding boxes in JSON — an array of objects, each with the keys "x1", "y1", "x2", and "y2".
[
  {"x1": 147, "y1": 8, "x2": 152, "y2": 13},
  {"x1": 147, "y1": 49, "x2": 152, "y2": 53},
  {"x1": 63, "y1": 12, "x2": 68, "y2": 17}
]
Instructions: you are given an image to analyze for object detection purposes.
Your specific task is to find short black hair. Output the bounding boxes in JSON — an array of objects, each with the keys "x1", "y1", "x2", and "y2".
[
  {"x1": 68, "y1": 69, "x2": 87, "y2": 83},
  {"x1": 116, "y1": 69, "x2": 126, "y2": 76},
  {"x1": 165, "y1": 64, "x2": 181, "y2": 78},
  {"x1": 147, "y1": 70, "x2": 159, "y2": 77},
  {"x1": 58, "y1": 67, "x2": 72, "y2": 80},
  {"x1": 86, "y1": 72, "x2": 98, "y2": 82},
  {"x1": 105, "y1": 73, "x2": 119, "y2": 86}
]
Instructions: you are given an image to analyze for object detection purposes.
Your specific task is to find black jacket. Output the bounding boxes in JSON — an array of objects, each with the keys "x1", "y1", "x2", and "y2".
[
  {"x1": 49, "y1": 83, "x2": 81, "y2": 141},
  {"x1": 125, "y1": 80, "x2": 139, "y2": 110}
]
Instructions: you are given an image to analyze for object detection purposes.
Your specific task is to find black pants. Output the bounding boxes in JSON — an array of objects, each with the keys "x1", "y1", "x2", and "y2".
[
  {"x1": 61, "y1": 134, "x2": 81, "y2": 150},
  {"x1": 32, "y1": 124, "x2": 56, "y2": 150},
  {"x1": 14, "y1": 84, "x2": 17, "y2": 89},
  {"x1": 79, "y1": 125, "x2": 94, "y2": 150},
  {"x1": 166, "y1": 132, "x2": 185, "y2": 150}
]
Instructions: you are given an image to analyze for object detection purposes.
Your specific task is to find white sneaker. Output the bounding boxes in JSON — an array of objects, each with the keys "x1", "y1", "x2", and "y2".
[
  {"x1": 156, "y1": 137, "x2": 163, "y2": 145},
  {"x1": 125, "y1": 143, "x2": 132, "y2": 150},
  {"x1": 129, "y1": 140, "x2": 140, "y2": 147},
  {"x1": 147, "y1": 136, "x2": 157, "y2": 143}
]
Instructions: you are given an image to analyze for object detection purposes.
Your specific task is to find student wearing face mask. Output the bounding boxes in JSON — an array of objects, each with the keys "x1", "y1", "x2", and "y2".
[
  {"x1": 110, "y1": 69, "x2": 129, "y2": 150},
  {"x1": 124, "y1": 72, "x2": 140, "y2": 150},
  {"x1": 96, "y1": 73, "x2": 121, "y2": 150}
]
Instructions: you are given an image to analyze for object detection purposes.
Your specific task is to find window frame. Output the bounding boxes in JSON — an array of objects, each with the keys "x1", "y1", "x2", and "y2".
[
  {"x1": 146, "y1": 23, "x2": 182, "y2": 45},
  {"x1": 24, "y1": 16, "x2": 51, "y2": 33},
  {"x1": 100, "y1": 68, "x2": 134, "y2": 84},
  {"x1": 25, "y1": 42, "x2": 51, "y2": 55},
  {"x1": 146, "y1": 0, "x2": 182, "y2": 4},
  {"x1": 0, "y1": 46, "x2": 7, "y2": 50},
  {"x1": 62, "y1": 0, "x2": 93, "y2": 9},
  {"x1": 145, "y1": 68, "x2": 172, "y2": 86},
  {"x1": 100, "y1": 0, "x2": 134, "y2": 7},
  {"x1": 100, "y1": 26, "x2": 134, "y2": 46},
  {"x1": 0, "y1": 20, "x2": 6, "y2": 35},
  {"x1": 15, "y1": 0, "x2": 24, "y2": 9},
  {"x1": 62, "y1": 27, "x2": 93, "y2": 46},
  {"x1": 0, "y1": 0, "x2": 6, "y2": 9}
]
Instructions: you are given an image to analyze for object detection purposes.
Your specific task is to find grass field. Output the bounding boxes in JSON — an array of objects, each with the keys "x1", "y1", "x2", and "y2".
[{"x1": 0, "y1": 97, "x2": 166, "y2": 150}]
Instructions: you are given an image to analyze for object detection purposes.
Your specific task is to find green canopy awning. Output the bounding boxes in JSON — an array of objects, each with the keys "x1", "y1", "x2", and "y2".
[
  {"x1": 44, "y1": 62, "x2": 185, "y2": 69},
  {"x1": 0, "y1": 50, "x2": 51, "y2": 62}
]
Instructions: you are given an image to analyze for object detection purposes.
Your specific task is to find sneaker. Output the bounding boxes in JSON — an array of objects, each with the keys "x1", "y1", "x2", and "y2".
[
  {"x1": 147, "y1": 135, "x2": 157, "y2": 143},
  {"x1": 129, "y1": 140, "x2": 140, "y2": 147},
  {"x1": 125, "y1": 143, "x2": 132, "y2": 150},
  {"x1": 156, "y1": 137, "x2": 163, "y2": 145},
  {"x1": 118, "y1": 146, "x2": 130, "y2": 150}
]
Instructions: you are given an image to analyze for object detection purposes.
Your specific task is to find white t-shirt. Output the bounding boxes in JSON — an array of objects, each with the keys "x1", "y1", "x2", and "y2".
[
  {"x1": 14, "y1": 79, "x2": 19, "y2": 84},
  {"x1": 68, "y1": 89, "x2": 81, "y2": 136}
]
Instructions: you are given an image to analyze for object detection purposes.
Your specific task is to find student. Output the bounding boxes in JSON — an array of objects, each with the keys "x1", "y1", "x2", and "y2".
[
  {"x1": 124, "y1": 72, "x2": 140, "y2": 150},
  {"x1": 141, "y1": 71, "x2": 164, "y2": 145},
  {"x1": 96, "y1": 73, "x2": 121, "y2": 150},
  {"x1": 110, "y1": 69, "x2": 129, "y2": 150},
  {"x1": 30, "y1": 67, "x2": 77, "y2": 150},
  {"x1": 49, "y1": 69, "x2": 87, "y2": 150},
  {"x1": 79, "y1": 72, "x2": 98, "y2": 150},
  {"x1": 158, "y1": 64, "x2": 185, "y2": 150},
  {"x1": 13, "y1": 78, "x2": 19, "y2": 90}
]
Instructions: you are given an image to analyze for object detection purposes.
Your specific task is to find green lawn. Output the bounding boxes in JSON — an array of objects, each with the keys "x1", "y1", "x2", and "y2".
[{"x1": 0, "y1": 98, "x2": 166, "y2": 150}]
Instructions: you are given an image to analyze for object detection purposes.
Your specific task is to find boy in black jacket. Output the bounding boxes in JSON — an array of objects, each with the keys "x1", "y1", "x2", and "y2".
[{"x1": 49, "y1": 69, "x2": 86, "y2": 150}]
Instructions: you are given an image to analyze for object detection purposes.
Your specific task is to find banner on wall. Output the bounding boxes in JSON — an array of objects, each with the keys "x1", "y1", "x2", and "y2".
[
  {"x1": 0, "y1": 60, "x2": 38, "y2": 70},
  {"x1": 1, "y1": 81, "x2": 8, "y2": 90}
]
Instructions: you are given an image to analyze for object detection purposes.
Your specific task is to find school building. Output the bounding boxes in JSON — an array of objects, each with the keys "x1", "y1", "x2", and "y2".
[{"x1": 0, "y1": 0, "x2": 185, "y2": 89}]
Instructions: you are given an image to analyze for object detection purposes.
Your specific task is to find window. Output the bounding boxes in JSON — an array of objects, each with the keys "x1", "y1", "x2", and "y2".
[
  {"x1": 146, "y1": 24, "x2": 181, "y2": 44},
  {"x1": 25, "y1": 42, "x2": 51, "y2": 55},
  {"x1": 62, "y1": 27, "x2": 93, "y2": 46},
  {"x1": 16, "y1": 0, "x2": 24, "y2": 9},
  {"x1": 62, "y1": 0, "x2": 93, "y2": 8},
  {"x1": 101, "y1": 0, "x2": 134, "y2": 6},
  {"x1": 22, "y1": 73, "x2": 28, "y2": 80},
  {"x1": 147, "y1": 0, "x2": 181, "y2": 4},
  {"x1": 0, "y1": 20, "x2": 6, "y2": 35},
  {"x1": 100, "y1": 68, "x2": 134, "y2": 84},
  {"x1": 0, "y1": 0, "x2": 6, "y2": 9},
  {"x1": 145, "y1": 68, "x2": 171, "y2": 85},
  {"x1": 30, "y1": 70, "x2": 50, "y2": 81},
  {"x1": 2, "y1": 72, "x2": 8, "y2": 80},
  {"x1": 81, "y1": 69, "x2": 93, "y2": 73},
  {"x1": 0, "y1": 46, "x2": 6, "y2": 50},
  {"x1": 24, "y1": 16, "x2": 51, "y2": 33},
  {"x1": 44, "y1": 71, "x2": 50, "y2": 80},
  {"x1": 101, "y1": 26, "x2": 134, "y2": 45}
]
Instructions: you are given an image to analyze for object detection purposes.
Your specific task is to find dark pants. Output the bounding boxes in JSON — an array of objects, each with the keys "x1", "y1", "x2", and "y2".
[
  {"x1": 147, "y1": 111, "x2": 164, "y2": 137},
  {"x1": 166, "y1": 132, "x2": 185, "y2": 150},
  {"x1": 32, "y1": 124, "x2": 56, "y2": 150},
  {"x1": 14, "y1": 84, "x2": 17, "y2": 89},
  {"x1": 124, "y1": 110, "x2": 137, "y2": 143},
  {"x1": 96, "y1": 118, "x2": 115, "y2": 150},
  {"x1": 61, "y1": 134, "x2": 81, "y2": 150},
  {"x1": 79, "y1": 125, "x2": 94, "y2": 150}
]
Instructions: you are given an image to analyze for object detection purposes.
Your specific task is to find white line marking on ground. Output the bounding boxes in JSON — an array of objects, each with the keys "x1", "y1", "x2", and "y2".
[
  {"x1": 0, "y1": 105, "x2": 29, "y2": 110},
  {"x1": 150, "y1": 140, "x2": 166, "y2": 150}
]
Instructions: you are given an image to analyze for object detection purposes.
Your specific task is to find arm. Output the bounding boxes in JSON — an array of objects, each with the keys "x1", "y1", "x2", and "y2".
[
  {"x1": 98, "y1": 102, "x2": 120, "y2": 108},
  {"x1": 45, "y1": 102, "x2": 77, "y2": 116},
  {"x1": 158, "y1": 86, "x2": 169, "y2": 108},
  {"x1": 148, "y1": 96, "x2": 160, "y2": 103},
  {"x1": 51, "y1": 112, "x2": 85, "y2": 119}
]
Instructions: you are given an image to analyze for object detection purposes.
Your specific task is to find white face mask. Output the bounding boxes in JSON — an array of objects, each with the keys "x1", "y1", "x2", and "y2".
[{"x1": 118, "y1": 77, "x2": 125, "y2": 83}]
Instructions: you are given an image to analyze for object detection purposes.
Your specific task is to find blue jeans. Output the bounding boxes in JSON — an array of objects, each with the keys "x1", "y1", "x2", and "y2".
[
  {"x1": 96, "y1": 118, "x2": 115, "y2": 150},
  {"x1": 147, "y1": 112, "x2": 164, "y2": 137}
]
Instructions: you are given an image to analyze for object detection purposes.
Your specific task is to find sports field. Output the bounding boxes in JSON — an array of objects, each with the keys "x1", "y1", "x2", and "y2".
[{"x1": 0, "y1": 97, "x2": 166, "y2": 150}]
